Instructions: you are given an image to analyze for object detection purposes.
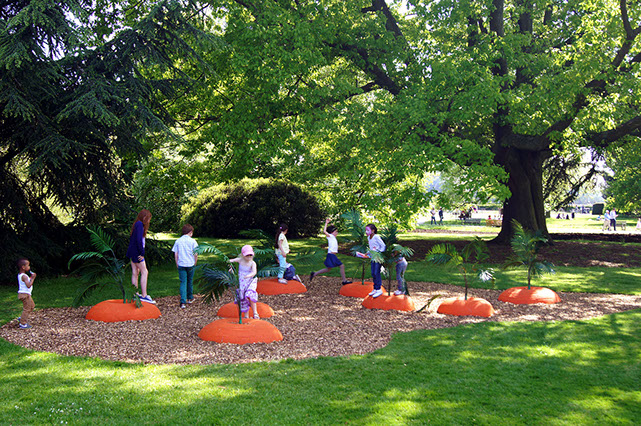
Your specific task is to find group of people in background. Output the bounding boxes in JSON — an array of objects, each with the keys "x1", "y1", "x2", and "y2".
[{"x1": 16, "y1": 211, "x2": 407, "y2": 329}]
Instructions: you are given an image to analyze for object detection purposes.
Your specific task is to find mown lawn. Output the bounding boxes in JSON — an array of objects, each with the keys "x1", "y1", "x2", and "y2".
[{"x1": 1, "y1": 230, "x2": 639, "y2": 424}]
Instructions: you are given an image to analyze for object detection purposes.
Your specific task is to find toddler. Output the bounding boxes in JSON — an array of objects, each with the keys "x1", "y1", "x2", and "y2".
[{"x1": 17, "y1": 258, "x2": 36, "y2": 329}]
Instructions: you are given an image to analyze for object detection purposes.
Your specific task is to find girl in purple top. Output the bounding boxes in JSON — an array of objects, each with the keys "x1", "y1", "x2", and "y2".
[
  {"x1": 126, "y1": 209, "x2": 154, "y2": 304},
  {"x1": 229, "y1": 245, "x2": 259, "y2": 319}
]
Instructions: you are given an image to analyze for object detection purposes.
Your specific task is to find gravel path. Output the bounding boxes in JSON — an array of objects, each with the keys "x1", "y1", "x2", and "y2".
[{"x1": 2, "y1": 277, "x2": 640, "y2": 365}]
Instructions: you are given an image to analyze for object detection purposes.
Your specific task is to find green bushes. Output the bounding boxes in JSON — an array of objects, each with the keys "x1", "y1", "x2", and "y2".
[{"x1": 182, "y1": 179, "x2": 324, "y2": 238}]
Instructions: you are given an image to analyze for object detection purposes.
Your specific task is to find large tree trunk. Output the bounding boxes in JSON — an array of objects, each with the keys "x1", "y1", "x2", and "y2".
[{"x1": 492, "y1": 147, "x2": 550, "y2": 244}]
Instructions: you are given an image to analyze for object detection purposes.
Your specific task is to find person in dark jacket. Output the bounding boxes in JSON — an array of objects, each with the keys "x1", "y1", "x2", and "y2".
[{"x1": 126, "y1": 209, "x2": 154, "y2": 304}]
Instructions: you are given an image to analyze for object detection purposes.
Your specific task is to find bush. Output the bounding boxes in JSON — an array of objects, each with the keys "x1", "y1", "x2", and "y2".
[{"x1": 182, "y1": 179, "x2": 325, "y2": 238}]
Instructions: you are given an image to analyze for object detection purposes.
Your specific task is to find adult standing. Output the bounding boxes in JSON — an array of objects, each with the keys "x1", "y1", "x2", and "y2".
[
  {"x1": 610, "y1": 209, "x2": 618, "y2": 231},
  {"x1": 127, "y1": 209, "x2": 155, "y2": 304},
  {"x1": 438, "y1": 208, "x2": 444, "y2": 225}
]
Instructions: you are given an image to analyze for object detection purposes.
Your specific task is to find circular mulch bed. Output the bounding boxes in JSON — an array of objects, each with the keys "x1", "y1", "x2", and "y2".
[{"x1": 2, "y1": 277, "x2": 640, "y2": 365}]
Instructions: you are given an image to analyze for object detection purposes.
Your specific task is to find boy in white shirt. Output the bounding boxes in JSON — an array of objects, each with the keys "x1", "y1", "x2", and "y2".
[{"x1": 172, "y1": 224, "x2": 199, "y2": 308}]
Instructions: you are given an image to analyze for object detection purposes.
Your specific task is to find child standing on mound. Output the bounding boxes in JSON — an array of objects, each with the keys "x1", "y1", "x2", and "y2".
[
  {"x1": 230, "y1": 245, "x2": 259, "y2": 319},
  {"x1": 356, "y1": 223, "x2": 386, "y2": 298},
  {"x1": 275, "y1": 224, "x2": 290, "y2": 284},
  {"x1": 310, "y1": 218, "x2": 352, "y2": 285},
  {"x1": 172, "y1": 224, "x2": 199, "y2": 309},
  {"x1": 17, "y1": 258, "x2": 36, "y2": 329},
  {"x1": 394, "y1": 254, "x2": 408, "y2": 296},
  {"x1": 126, "y1": 209, "x2": 155, "y2": 304}
]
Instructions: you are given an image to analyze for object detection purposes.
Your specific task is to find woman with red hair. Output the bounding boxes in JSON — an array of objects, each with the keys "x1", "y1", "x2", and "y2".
[{"x1": 126, "y1": 209, "x2": 155, "y2": 304}]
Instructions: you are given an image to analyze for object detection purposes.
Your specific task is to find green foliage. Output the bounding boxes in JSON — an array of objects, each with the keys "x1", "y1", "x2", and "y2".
[
  {"x1": 0, "y1": 0, "x2": 208, "y2": 278},
  {"x1": 604, "y1": 140, "x2": 641, "y2": 214},
  {"x1": 131, "y1": 154, "x2": 199, "y2": 232},
  {"x1": 426, "y1": 237, "x2": 494, "y2": 300},
  {"x1": 182, "y1": 179, "x2": 325, "y2": 238},
  {"x1": 341, "y1": 209, "x2": 372, "y2": 285},
  {"x1": 503, "y1": 220, "x2": 555, "y2": 289},
  {"x1": 68, "y1": 227, "x2": 141, "y2": 307}
]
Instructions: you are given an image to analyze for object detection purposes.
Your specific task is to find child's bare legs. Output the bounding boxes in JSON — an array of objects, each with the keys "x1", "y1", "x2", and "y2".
[
  {"x1": 339, "y1": 264, "x2": 348, "y2": 281},
  {"x1": 131, "y1": 261, "x2": 149, "y2": 297}
]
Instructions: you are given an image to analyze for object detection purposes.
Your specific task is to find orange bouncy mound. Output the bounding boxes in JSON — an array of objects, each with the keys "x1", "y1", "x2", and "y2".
[
  {"x1": 339, "y1": 282, "x2": 387, "y2": 298},
  {"x1": 499, "y1": 286, "x2": 561, "y2": 304},
  {"x1": 216, "y1": 302, "x2": 274, "y2": 318},
  {"x1": 198, "y1": 318, "x2": 283, "y2": 344},
  {"x1": 436, "y1": 297, "x2": 495, "y2": 317},
  {"x1": 361, "y1": 294, "x2": 415, "y2": 311},
  {"x1": 85, "y1": 299, "x2": 161, "y2": 322},
  {"x1": 256, "y1": 278, "x2": 307, "y2": 295}
]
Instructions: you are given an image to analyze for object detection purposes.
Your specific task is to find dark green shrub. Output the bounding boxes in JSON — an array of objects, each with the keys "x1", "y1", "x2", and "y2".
[{"x1": 182, "y1": 179, "x2": 325, "y2": 238}]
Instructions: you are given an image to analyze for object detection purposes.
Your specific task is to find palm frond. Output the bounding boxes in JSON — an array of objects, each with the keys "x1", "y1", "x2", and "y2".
[
  {"x1": 198, "y1": 267, "x2": 238, "y2": 304},
  {"x1": 72, "y1": 281, "x2": 108, "y2": 308},
  {"x1": 68, "y1": 251, "x2": 106, "y2": 268},
  {"x1": 87, "y1": 226, "x2": 116, "y2": 255},
  {"x1": 340, "y1": 209, "x2": 367, "y2": 244}
]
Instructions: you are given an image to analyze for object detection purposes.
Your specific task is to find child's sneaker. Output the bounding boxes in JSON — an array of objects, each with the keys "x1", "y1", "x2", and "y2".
[
  {"x1": 139, "y1": 295, "x2": 156, "y2": 304},
  {"x1": 394, "y1": 290, "x2": 404, "y2": 296},
  {"x1": 368, "y1": 289, "x2": 377, "y2": 296},
  {"x1": 278, "y1": 278, "x2": 288, "y2": 284},
  {"x1": 253, "y1": 313, "x2": 260, "y2": 319},
  {"x1": 293, "y1": 274, "x2": 301, "y2": 282},
  {"x1": 371, "y1": 289, "x2": 383, "y2": 298},
  {"x1": 186, "y1": 298, "x2": 195, "y2": 304},
  {"x1": 342, "y1": 280, "x2": 352, "y2": 285},
  {"x1": 19, "y1": 323, "x2": 32, "y2": 329},
  {"x1": 180, "y1": 303, "x2": 187, "y2": 309}
]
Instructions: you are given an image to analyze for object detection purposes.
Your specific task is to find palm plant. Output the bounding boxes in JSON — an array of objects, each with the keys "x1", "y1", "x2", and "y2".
[
  {"x1": 341, "y1": 209, "x2": 370, "y2": 284},
  {"x1": 197, "y1": 230, "x2": 323, "y2": 324},
  {"x1": 503, "y1": 220, "x2": 555, "y2": 289},
  {"x1": 68, "y1": 227, "x2": 141, "y2": 307},
  {"x1": 425, "y1": 237, "x2": 494, "y2": 300},
  {"x1": 239, "y1": 229, "x2": 325, "y2": 278},
  {"x1": 372, "y1": 224, "x2": 414, "y2": 296}
]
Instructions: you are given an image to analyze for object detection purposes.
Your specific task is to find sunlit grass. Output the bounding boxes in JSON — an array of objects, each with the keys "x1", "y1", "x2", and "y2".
[
  {"x1": 0, "y1": 310, "x2": 639, "y2": 424},
  {"x1": 2, "y1": 225, "x2": 640, "y2": 423}
]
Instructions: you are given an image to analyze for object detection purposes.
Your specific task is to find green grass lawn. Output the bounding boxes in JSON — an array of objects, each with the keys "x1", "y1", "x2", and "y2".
[{"x1": 1, "y1": 230, "x2": 640, "y2": 424}]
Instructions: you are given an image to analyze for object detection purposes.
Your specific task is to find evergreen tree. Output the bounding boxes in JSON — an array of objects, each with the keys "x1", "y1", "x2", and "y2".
[{"x1": 0, "y1": 0, "x2": 208, "y2": 278}]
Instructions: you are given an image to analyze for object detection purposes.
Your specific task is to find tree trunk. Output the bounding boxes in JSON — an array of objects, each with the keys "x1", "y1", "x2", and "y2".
[{"x1": 492, "y1": 147, "x2": 550, "y2": 244}]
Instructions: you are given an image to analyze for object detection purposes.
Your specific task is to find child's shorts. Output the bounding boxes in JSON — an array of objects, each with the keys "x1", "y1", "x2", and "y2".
[{"x1": 324, "y1": 253, "x2": 343, "y2": 268}]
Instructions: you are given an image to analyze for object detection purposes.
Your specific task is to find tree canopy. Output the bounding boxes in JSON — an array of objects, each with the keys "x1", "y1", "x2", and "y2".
[
  {"x1": 0, "y1": 0, "x2": 207, "y2": 277},
  {"x1": 153, "y1": 0, "x2": 641, "y2": 239}
]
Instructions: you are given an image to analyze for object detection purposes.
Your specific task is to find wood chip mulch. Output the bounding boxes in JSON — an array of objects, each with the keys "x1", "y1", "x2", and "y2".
[{"x1": 2, "y1": 277, "x2": 640, "y2": 365}]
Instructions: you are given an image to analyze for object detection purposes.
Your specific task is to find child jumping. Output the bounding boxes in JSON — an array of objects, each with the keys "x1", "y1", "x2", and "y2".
[
  {"x1": 310, "y1": 218, "x2": 352, "y2": 285},
  {"x1": 230, "y1": 245, "x2": 259, "y2": 319},
  {"x1": 275, "y1": 224, "x2": 290, "y2": 284},
  {"x1": 356, "y1": 223, "x2": 386, "y2": 298},
  {"x1": 172, "y1": 224, "x2": 199, "y2": 309},
  {"x1": 17, "y1": 258, "x2": 36, "y2": 329}
]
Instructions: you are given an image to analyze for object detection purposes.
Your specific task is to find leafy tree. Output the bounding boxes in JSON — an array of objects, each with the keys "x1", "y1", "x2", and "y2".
[
  {"x1": 157, "y1": 0, "x2": 641, "y2": 242},
  {"x1": 426, "y1": 237, "x2": 494, "y2": 300},
  {"x1": 0, "y1": 0, "x2": 208, "y2": 278},
  {"x1": 503, "y1": 220, "x2": 555, "y2": 289},
  {"x1": 603, "y1": 140, "x2": 641, "y2": 214}
]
